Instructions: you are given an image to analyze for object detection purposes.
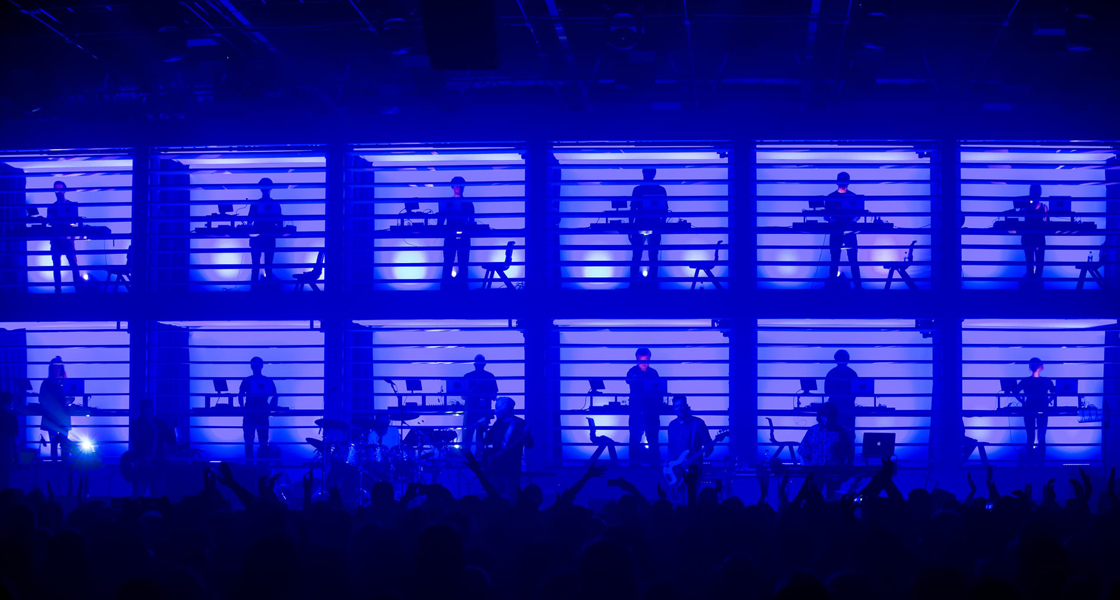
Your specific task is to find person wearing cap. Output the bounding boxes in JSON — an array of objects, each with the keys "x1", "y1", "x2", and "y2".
[
  {"x1": 47, "y1": 180, "x2": 82, "y2": 293},
  {"x1": 39, "y1": 356, "x2": 74, "y2": 463},
  {"x1": 438, "y1": 176, "x2": 475, "y2": 289},
  {"x1": 824, "y1": 172, "x2": 863, "y2": 289},
  {"x1": 248, "y1": 177, "x2": 283, "y2": 284},
  {"x1": 238, "y1": 357, "x2": 278, "y2": 460},
  {"x1": 1015, "y1": 357, "x2": 1056, "y2": 457},
  {"x1": 626, "y1": 346, "x2": 663, "y2": 467},
  {"x1": 462, "y1": 354, "x2": 498, "y2": 456}
]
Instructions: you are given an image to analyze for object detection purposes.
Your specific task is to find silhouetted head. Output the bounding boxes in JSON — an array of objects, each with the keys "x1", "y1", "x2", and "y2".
[
  {"x1": 835, "y1": 349, "x2": 850, "y2": 365},
  {"x1": 451, "y1": 176, "x2": 466, "y2": 197},
  {"x1": 139, "y1": 397, "x2": 154, "y2": 419},
  {"x1": 672, "y1": 395, "x2": 690, "y2": 419},
  {"x1": 474, "y1": 354, "x2": 486, "y2": 371},
  {"x1": 258, "y1": 177, "x2": 274, "y2": 198},
  {"x1": 636, "y1": 347, "x2": 651, "y2": 371},
  {"x1": 642, "y1": 168, "x2": 656, "y2": 182},
  {"x1": 1029, "y1": 357, "x2": 1044, "y2": 375},
  {"x1": 1029, "y1": 184, "x2": 1042, "y2": 198},
  {"x1": 250, "y1": 356, "x2": 264, "y2": 375},
  {"x1": 496, "y1": 396, "x2": 515, "y2": 418},
  {"x1": 53, "y1": 180, "x2": 67, "y2": 199},
  {"x1": 837, "y1": 172, "x2": 851, "y2": 190},
  {"x1": 817, "y1": 401, "x2": 839, "y2": 427},
  {"x1": 48, "y1": 356, "x2": 66, "y2": 379}
]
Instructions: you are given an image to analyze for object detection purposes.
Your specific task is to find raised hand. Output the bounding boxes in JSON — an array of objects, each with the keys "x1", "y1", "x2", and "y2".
[
  {"x1": 1108, "y1": 468, "x2": 1118, "y2": 504},
  {"x1": 1079, "y1": 468, "x2": 1093, "y2": 502},
  {"x1": 217, "y1": 462, "x2": 237, "y2": 488},
  {"x1": 656, "y1": 483, "x2": 668, "y2": 501},
  {"x1": 584, "y1": 463, "x2": 609, "y2": 481},
  {"x1": 985, "y1": 466, "x2": 999, "y2": 500},
  {"x1": 1042, "y1": 479, "x2": 1057, "y2": 507}
]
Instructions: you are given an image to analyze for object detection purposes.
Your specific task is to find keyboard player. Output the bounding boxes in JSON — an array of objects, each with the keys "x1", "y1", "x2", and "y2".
[
  {"x1": 1019, "y1": 184, "x2": 1049, "y2": 278},
  {"x1": 629, "y1": 169, "x2": 668, "y2": 287},
  {"x1": 824, "y1": 172, "x2": 863, "y2": 289},
  {"x1": 439, "y1": 176, "x2": 474, "y2": 290}
]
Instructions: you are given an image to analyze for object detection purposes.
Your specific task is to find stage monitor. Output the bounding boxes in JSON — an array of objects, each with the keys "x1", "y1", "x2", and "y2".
[
  {"x1": 406, "y1": 379, "x2": 423, "y2": 392},
  {"x1": 218, "y1": 203, "x2": 234, "y2": 215}
]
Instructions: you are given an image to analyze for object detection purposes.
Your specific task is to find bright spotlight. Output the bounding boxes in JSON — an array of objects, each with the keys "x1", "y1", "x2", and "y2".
[{"x1": 79, "y1": 439, "x2": 96, "y2": 454}]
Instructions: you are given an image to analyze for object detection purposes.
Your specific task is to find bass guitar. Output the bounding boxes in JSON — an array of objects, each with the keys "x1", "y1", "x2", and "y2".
[{"x1": 663, "y1": 429, "x2": 729, "y2": 488}]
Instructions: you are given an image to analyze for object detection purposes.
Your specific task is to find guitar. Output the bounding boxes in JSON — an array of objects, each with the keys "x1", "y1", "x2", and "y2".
[{"x1": 663, "y1": 429, "x2": 730, "y2": 488}]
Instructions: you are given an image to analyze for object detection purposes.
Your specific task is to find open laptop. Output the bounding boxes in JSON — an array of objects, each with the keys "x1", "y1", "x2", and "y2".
[
  {"x1": 1055, "y1": 378, "x2": 1078, "y2": 397},
  {"x1": 863, "y1": 432, "x2": 896, "y2": 460}
]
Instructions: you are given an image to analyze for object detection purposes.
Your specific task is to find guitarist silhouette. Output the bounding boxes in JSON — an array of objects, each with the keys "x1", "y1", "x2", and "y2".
[{"x1": 663, "y1": 395, "x2": 729, "y2": 488}]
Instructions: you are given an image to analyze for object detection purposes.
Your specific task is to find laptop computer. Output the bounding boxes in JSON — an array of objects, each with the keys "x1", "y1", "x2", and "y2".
[
  {"x1": 999, "y1": 378, "x2": 1019, "y2": 394},
  {"x1": 1048, "y1": 197, "x2": 1072, "y2": 215},
  {"x1": 863, "y1": 432, "x2": 896, "y2": 459},
  {"x1": 854, "y1": 378, "x2": 875, "y2": 396},
  {"x1": 446, "y1": 378, "x2": 469, "y2": 396},
  {"x1": 1056, "y1": 378, "x2": 1078, "y2": 396},
  {"x1": 799, "y1": 378, "x2": 818, "y2": 393},
  {"x1": 61, "y1": 379, "x2": 84, "y2": 397}
]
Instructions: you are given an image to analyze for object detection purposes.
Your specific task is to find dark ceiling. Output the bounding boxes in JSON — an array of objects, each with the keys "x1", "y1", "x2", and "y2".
[{"x1": 1, "y1": 0, "x2": 1117, "y2": 122}]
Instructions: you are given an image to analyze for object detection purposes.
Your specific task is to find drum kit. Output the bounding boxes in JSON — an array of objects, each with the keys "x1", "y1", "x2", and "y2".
[{"x1": 305, "y1": 410, "x2": 461, "y2": 504}]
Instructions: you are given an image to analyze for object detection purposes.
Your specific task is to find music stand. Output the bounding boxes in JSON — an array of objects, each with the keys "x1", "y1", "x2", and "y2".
[
  {"x1": 218, "y1": 203, "x2": 234, "y2": 215},
  {"x1": 611, "y1": 199, "x2": 628, "y2": 210},
  {"x1": 26, "y1": 206, "x2": 39, "y2": 218},
  {"x1": 209, "y1": 378, "x2": 229, "y2": 408},
  {"x1": 588, "y1": 378, "x2": 606, "y2": 409}
]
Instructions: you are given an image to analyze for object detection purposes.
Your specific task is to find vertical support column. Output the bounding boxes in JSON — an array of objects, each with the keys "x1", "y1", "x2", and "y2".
[
  {"x1": 524, "y1": 139, "x2": 549, "y2": 293},
  {"x1": 1104, "y1": 330, "x2": 1118, "y2": 471},
  {"x1": 936, "y1": 139, "x2": 961, "y2": 294},
  {"x1": 933, "y1": 140, "x2": 963, "y2": 470},
  {"x1": 522, "y1": 317, "x2": 552, "y2": 471},
  {"x1": 323, "y1": 317, "x2": 345, "y2": 424},
  {"x1": 128, "y1": 318, "x2": 148, "y2": 431},
  {"x1": 131, "y1": 146, "x2": 151, "y2": 295},
  {"x1": 730, "y1": 141, "x2": 757, "y2": 462},
  {"x1": 933, "y1": 318, "x2": 963, "y2": 470},
  {"x1": 325, "y1": 144, "x2": 345, "y2": 295}
]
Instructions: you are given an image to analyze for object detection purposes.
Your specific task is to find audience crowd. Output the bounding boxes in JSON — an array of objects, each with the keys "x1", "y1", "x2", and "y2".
[{"x1": 1, "y1": 455, "x2": 1120, "y2": 600}]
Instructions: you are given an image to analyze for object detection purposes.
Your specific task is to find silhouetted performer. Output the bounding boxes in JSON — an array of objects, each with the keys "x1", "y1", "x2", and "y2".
[
  {"x1": 1021, "y1": 184, "x2": 1049, "y2": 278},
  {"x1": 238, "y1": 357, "x2": 278, "y2": 460},
  {"x1": 39, "y1": 356, "x2": 73, "y2": 463},
  {"x1": 249, "y1": 177, "x2": 283, "y2": 284},
  {"x1": 0, "y1": 392, "x2": 17, "y2": 490},
  {"x1": 47, "y1": 180, "x2": 81, "y2": 293},
  {"x1": 627, "y1": 346, "x2": 662, "y2": 467},
  {"x1": 825, "y1": 172, "x2": 862, "y2": 289},
  {"x1": 463, "y1": 354, "x2": 498, "y2": 455},
  {"x1": 482, "y1": 396, "x2": 533, "y2": 500},
  {"x1": 666, "y1": 395, "x2": 712, "y2": 466},
  {"x1": 824, "y1": 349, "x2": 858, "y2": 435},
  {"x1": 798, "y1": 401, "x2": 853, "y2": 467},
  {"x1": 630, "y1": 168, "x2": 668, "y2": 287},
  {"x1": 1015, "y1": 357, "x2": 1056, "y2": 457},
  {"x1": 439, "y1": 176, "x2": 474, "y2": 289},
  {"x1": 127, "y1": 397, "x2": 176, "y2": 496}
]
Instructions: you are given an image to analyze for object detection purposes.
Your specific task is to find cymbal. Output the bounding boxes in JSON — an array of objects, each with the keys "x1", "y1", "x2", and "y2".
[
  {"x1": 315, "y1": 418, "x2": 350, "y2": 430},
  {"x1": 377, "y1": 408, "x2": 419, "y2": 422},
  {"x1": 306, "y1": 437, "x2": 326, "y2": 452}
]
